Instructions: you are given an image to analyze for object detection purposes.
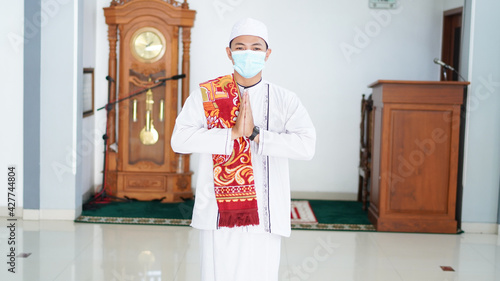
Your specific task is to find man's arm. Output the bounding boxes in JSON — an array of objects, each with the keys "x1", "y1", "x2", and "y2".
[
  {"x1": 171, "y1": 91, "x2": 233, "y2": 155},
  {"x1": 255, "y1": 93, "x2": 316, "y2": 161}
]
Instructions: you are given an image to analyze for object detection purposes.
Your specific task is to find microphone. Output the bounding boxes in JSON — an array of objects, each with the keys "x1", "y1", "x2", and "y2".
[
  {"x1": 106, "y1": 75, "x2": 115, "y2": 82},
  {"x1": 155, "y1": 74, "x2": 186, "y2": 83},
  {"x1": 433, "y1": 58, "x2": 455, "y2": 71},
  {"x1": 433, "y1": 58, "x2": 466, "y2": 81}
]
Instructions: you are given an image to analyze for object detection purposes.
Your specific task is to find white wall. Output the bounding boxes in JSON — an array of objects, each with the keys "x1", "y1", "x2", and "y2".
[
  {"x1": 38, "y1": 0, "x2": 83, "y2": 219},
  {"x1": 81, "y1": 0, "x2": 97, "y2": 201},
  {"x1": 461, "y1": 0, "x2": 500, "y2": 226},
  {"x1": 0, "y1": 2, "x2": 24, "y2": 210},
  {"x1": 444, "y1": 0, "x2": 464, "y2": 10},
  {"x1": 0, "y1": 0, "x2": 84, "y2": 220}
]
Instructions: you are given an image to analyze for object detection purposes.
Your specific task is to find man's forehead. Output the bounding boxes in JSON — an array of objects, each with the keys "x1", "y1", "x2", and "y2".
[{"x1": 232, "y1": 35, "x2": 266, "y2": 45}]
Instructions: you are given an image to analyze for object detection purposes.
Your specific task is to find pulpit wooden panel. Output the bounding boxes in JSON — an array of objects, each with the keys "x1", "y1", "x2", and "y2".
[{"x1": 367, "y1": 80, "x2": 469, "y2": 233}]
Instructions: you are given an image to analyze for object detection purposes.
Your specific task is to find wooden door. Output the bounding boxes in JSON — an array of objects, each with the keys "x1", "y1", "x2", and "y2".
[{"x1": 441, "y1": 7, "x2": 463, "y2": 81}]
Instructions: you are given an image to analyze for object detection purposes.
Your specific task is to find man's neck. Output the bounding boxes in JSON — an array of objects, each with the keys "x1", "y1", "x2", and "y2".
[{"x1": 233, "y1": 71, "x2": 262, "y2": 87}]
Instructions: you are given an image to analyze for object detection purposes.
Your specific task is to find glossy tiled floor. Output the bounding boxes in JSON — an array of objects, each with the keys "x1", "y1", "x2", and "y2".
[{"x1": 0, "y1": 220, "x2": 499, "y2": 281}]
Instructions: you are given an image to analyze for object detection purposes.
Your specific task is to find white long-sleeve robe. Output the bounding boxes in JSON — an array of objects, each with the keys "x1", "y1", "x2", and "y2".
[{"x1": 171, "y1": 78, "x2": 316, "y2": 237}]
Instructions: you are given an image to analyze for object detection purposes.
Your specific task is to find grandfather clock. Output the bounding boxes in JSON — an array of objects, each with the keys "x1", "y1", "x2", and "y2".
[{"x1": 103, "y1": 0, "x2": 195, "y2": 202}]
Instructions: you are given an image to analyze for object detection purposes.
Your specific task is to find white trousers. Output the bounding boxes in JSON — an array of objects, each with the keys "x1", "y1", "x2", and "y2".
[{"x1": 199, "y1": 229, "x2": 282, "y2": 281}]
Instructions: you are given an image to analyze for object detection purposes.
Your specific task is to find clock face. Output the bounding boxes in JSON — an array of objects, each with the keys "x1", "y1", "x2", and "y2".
[{"x1": 131, "y1": 27, "x2": 166, "y2": 62}]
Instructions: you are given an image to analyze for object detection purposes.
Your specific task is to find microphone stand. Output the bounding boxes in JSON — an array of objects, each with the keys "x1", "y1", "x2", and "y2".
[
  {"x1": 96, "y1": 79, "x2": 172, "y2": 112},
  {"x1": 454, "y1": 69, "x2": 466, "y2": 82},
  {"x1": 442, "y1": 67, "x2": 448, "y2": 81},
  {"x1": 85, "y1": 74, "x2": 185, "y2": 208},
  {"x1": 442, "y1": 67, "x2": 466, "y2": 82},
  {"x1": 84, "y1": 76, "x2": 129, "y2": 208}
]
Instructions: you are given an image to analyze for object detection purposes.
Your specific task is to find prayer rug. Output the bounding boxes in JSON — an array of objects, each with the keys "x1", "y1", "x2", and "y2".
[
  {"x1": 75, "y1": 199, "x2": 375, "y2": 232},
  {"x1": 290, "y1": 200, "x2": 317, "y2": 224}
]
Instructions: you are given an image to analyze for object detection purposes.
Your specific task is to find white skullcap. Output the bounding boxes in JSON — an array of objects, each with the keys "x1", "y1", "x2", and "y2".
[{"x1": 229, "y1": 18, "x2": 269, "y2": 46}]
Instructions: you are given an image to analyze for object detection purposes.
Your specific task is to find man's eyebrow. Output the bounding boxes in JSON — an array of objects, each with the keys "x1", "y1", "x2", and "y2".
[{"x1": 234, "y1": 42, "x2": 264, "y2": 46}]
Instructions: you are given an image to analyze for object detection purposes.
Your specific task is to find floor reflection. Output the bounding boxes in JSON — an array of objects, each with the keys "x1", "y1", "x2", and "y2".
[{"x1": 0, "y1": 219, "x2": 498, "y2": 281}]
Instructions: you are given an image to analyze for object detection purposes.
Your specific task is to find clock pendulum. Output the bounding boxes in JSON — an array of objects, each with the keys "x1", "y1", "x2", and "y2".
[{"x1": 139, "y1": 85, "x2": 159, "y2": 145}]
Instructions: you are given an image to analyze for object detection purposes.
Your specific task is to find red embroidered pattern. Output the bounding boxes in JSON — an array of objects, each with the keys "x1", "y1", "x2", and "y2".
[{"x1": 200, "y1": 75, "x2": 259, "y2": 227}]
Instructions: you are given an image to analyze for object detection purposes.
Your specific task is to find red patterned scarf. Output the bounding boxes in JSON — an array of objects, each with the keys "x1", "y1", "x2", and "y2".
[{"x1": 200, "y1": 74, "x2": 259, "y2": 228}]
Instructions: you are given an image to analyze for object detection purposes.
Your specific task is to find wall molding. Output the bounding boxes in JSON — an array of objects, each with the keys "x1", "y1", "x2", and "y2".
[
  {"x1": 22, "y1": 208, "x2": 77, "y2": 221},
  {"x1": 461, "y1": 222, "x2": 498, "y2": 234},
  {"x1": 291, "y1": 191, "x2": 357, "y2": 201}
]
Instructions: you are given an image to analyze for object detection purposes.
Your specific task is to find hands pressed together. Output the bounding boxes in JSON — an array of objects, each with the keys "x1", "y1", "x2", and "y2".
[{"x1": 231, "y1": 91, "x2": 259, "y2": 143}]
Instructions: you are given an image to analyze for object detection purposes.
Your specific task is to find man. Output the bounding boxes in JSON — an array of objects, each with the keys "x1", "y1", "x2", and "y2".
[{"x1": 171, "y1": 18, "x2": 316, "y2": 281}]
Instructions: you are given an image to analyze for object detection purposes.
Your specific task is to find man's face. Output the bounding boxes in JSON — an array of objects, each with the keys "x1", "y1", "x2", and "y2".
[{"x1": 226, "y1": 35, "x2": 272, "y2": 63}]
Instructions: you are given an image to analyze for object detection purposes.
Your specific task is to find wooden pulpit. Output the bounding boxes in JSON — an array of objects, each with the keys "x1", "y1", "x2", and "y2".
[{"x1": 367, "y1": 80, "x2": 469, "y2": 233}]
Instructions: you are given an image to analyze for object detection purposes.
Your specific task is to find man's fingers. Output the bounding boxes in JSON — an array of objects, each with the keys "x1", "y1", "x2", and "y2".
[{"x1": 237, "y1": 91, "x2": 256, "y2": 138}]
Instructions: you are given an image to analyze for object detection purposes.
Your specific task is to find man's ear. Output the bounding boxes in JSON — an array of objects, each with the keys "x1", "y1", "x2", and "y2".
[
  {"x1": 265, "y1": 48, "x2": 272, "y2": 61},
  {"x1": 226, "y1": 47, "x2": 234, "y2": 64}
]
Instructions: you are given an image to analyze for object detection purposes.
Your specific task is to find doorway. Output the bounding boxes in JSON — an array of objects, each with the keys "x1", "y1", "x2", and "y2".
[{"x1": 440, "y1": 7, "x2": 463, "y2": 81}]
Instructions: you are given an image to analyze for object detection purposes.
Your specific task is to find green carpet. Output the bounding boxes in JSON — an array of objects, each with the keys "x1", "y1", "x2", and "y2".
[
  {"x1": 75, "y1": 199, "x2": 375, "y2": 232},
  {"x1": 294, "y1": 200, "x2": 374, "y2": 231}
]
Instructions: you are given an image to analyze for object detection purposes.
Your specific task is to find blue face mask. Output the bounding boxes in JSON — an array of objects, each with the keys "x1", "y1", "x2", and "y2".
[{"x1": 231, "y1": 50, "x2": 267, "y2": 78}]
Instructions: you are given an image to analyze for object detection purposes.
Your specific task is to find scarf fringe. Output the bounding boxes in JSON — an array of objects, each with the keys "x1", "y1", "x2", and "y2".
[{"x1": 218, "y1": 209, "x2": 260, "y2": 228}]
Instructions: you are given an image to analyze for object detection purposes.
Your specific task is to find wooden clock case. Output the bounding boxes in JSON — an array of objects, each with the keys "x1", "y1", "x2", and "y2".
[{"x1": 103, "y1": 0, "x2": 195, "y2": 202}]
